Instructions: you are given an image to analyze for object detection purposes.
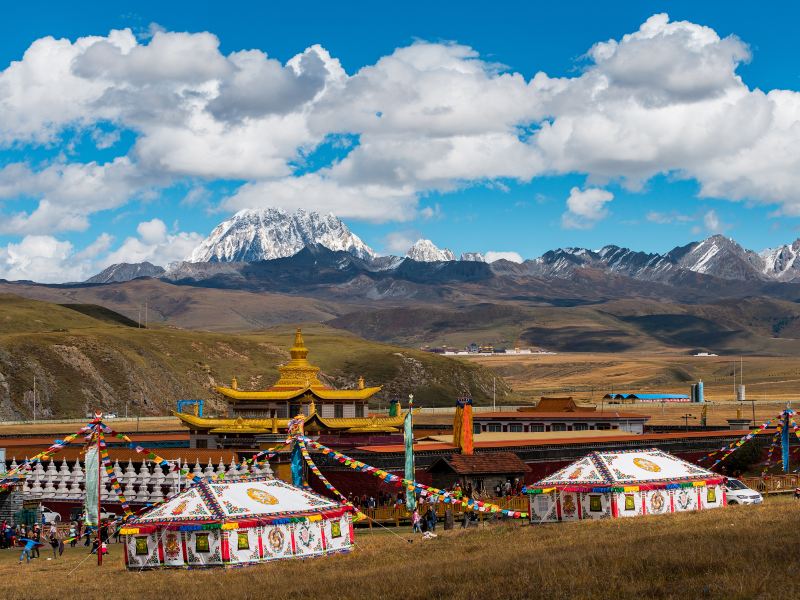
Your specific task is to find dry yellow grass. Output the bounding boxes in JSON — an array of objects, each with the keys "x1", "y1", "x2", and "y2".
[{"x1": 0, "y1": 498, "x2": 797, "y2": 600}]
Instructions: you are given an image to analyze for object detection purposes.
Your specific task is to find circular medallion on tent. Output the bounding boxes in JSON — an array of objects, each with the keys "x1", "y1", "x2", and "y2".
[
  {"x1": 268, "y1": 527, "x2": 285, "y2": 551},
  {"x1": 247, "y1": 488, "x2": 279, "y2": 505},
  {"x1": 633, "y1": 458, "x2": 661, "y2": 473}
]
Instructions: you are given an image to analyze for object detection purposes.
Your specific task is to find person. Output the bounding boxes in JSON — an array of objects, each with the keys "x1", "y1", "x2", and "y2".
[
  {"x1": 31, "y1": 524, "x2": 40, "y2": 559},
  {"x1": 18, "y1": 537, "x2": 39, "y2": 563},
  {"x1": 48, "y1": 523, "x2": 61, "y2": 559},
  {"x1": 411, "y1": 508, "x2": 421, "y2": 533},
  {"x1": 69, "y1": 522, "x2": 78, "y2": 548},
  {"x1": 425, "y1": 507, "x2": 437, "y2": 532},
  {"x1": 494, "y1": 483, "x2": 502, "y2": 497},
  {"x1": 0, "y1": 520, "x2": 7, "y2": 549}
]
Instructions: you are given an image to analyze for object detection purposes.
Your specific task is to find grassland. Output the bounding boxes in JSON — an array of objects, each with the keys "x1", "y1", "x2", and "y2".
[
  {"x1": 0, "y1": 498, "x2": 796, "y2": 599},
  {"x1": 0, "y1": 294, "x2": 509, "y2": 419}
]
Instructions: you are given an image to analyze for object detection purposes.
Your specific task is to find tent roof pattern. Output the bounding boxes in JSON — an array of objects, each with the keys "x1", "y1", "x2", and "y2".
[
  {"x1": 134, "y1": 476, "x2": 341, "y2": 524},
  {"x1": 536, "y1": 448, "x2": 716, "y2": 486}
]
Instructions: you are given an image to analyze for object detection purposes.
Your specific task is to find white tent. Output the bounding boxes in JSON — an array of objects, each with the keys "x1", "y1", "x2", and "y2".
[
  {"x1": 122, "y1": 476, "x2": 354, "y2": 569},
  {"x1": 527, "y1": 448, "x2": 725, "y2": 523}
]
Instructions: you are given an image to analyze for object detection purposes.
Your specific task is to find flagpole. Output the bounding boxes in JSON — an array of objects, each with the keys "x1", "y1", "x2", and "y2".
[{"x1": 96, "y1": 416, "x2": 103, "y2": 566}]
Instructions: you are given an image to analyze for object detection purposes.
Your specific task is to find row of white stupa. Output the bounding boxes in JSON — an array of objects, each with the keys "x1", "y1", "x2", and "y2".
[{"x1": 7, "y1": 457, "x2": 273, "y2": 504}]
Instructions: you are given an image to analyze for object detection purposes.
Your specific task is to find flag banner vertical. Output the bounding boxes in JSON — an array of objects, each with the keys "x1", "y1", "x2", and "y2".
[
  {"x1": 84, "y1": 445, "x2": 99, "y2": 526},
  {"x1": 404, "y1": 407, "x2": 416, "y2": 510},
  {"x1": 290, "y1": 440, "x2": 304, "y2": 488},
  {"x1": 461, "y1": 399, "x2": 474, "y2": 455}
]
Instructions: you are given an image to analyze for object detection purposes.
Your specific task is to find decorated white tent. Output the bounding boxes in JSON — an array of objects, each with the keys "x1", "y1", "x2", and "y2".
[
  {"x1": 527, "y1": 448, "x2": 725, "y2": 523},
  {"x1": 121, "y1": 476, "x2": 354, "y2": 569}
]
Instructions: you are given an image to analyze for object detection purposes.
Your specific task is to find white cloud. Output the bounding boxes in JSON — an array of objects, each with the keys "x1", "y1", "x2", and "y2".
[
  {"x1": 101, "y1": 219, "x2": 203, "y2": 267},
  {"x1": 484, "y1": 251, "x2": 523, "y2": 263},
  {"x1": 0, "y1": 236, "x2": 89, "y2": 282},
  {"x1": 646, "y1": 210, "x2": 694, "y2": 224},
  {"x1": 561, "y1": 187, "x2": 614, "y2": 229},
  {"x1": 703, "y1": 209, "x2": 728, "y2": 233},
  {"x1": 383, "y1": 230, "x2": 419, "y2": 254}
]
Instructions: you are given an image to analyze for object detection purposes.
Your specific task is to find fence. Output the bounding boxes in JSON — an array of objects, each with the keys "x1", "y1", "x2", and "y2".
[
  {"x1": 354, "y1": 495, "x2": 529, "y2": 527},
  {"x1": 741, "y1": 474, "x2": 800, "y2": 495}
]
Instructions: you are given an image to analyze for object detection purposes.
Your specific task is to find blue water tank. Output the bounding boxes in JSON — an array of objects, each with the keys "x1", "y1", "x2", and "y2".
[{"x1": 696, "y1": 380, "x2": 704, "y2": 404}]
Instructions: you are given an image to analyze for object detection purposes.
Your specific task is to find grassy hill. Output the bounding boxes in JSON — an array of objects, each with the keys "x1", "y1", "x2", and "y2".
[
  {"x1": 0, "y1": 294, "x2": 509, "y2": 419},
  {"x1": 0, "y1": 499, "x2": 795, "y2": 599}
]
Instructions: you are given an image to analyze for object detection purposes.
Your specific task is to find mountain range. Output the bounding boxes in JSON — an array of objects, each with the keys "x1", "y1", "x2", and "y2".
[{"x1": 80, "y1": 207, "x2": 800, "y2": 286}]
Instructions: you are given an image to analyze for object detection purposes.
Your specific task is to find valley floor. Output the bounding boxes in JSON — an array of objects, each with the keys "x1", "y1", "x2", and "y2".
[{"x1": 0, "y1": 497, "x2": 796, "y2": 600}]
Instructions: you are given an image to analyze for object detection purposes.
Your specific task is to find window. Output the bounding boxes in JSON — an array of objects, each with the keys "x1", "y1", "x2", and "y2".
[
  {"x1": 355, "y1": 404, "x2": 365, "y2": 418},
  {"x1": 237, "y1": 532, "x2": 250, "y2": 550},
  {"x1": 574, "y1": 423, "x2": 589, "y2": 431},
  {"x1": 551, "y1": 423, "x2": 567, "y2": 432},
  {"x1": 530, "y1": 424, "x2": 544, "y2": 432},
  {"x1": 509, "y1": 423, "x2": 523, "y2": 433},
  {"x1": 596, "y1": 423, "x2": 611, "y2": 430},
  {"x1": 195, "y1": 533, "x2": 210, "y2": 553},
  {"x1": 707, "y1": 487, "x2": 717, "y2": 503},
  {"x1": 589, "y1": 495, "x2": 602, "y2": 512},
  {"x1": 135, "y1": 537, "x2": 149, "y2": 555},
  {"x1": 624, "y1": 494, "x2": 635, "y2": 511},
  {"x1": 334, "y1": 404, "x2": 344, "y2": 418},
  {"x1": 473, "y1": 423, "x2": 482, "y2": 434},
  {"x1": 487, "y1": 423, "x2": 501, "y2": 432}
]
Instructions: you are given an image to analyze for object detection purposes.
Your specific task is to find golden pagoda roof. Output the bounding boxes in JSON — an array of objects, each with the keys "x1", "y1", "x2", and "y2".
[
  {"x1": 174, "y1": 410, "x2": 406, "y2": 433},
  {"x1": 218, "y1": 328, "x2": 381, "y2": 402}
]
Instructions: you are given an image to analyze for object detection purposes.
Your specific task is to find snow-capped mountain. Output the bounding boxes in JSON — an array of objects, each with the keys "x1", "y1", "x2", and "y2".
[
  {"x1": 187, "y1": 208, "x2": 375, "y2": 263},
  {"x1": 85, "y1": 262, "x2": 165, "y2": 284},
  {"x1": 760, "y1": 239, "x2": 800, "y2": 281},
  {"x1": 460, "y1": 252, "x2": 486, "y2": 262},
  {"x1": 405, "y1": 239, "x2": 456, "y2": 262}
]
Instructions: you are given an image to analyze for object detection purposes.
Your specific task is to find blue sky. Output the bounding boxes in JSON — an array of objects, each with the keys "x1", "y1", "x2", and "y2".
[{"x1": 1, "y1": 1, "x2": 800, "y2": 281}]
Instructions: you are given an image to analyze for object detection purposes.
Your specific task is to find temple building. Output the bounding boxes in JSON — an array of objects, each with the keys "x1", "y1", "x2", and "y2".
[{"x1": 176, "y1": 329, "x2": 405, "y2": 448}]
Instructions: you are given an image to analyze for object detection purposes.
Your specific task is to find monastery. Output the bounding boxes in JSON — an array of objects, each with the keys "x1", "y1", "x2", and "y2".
[{"x1": 175, "y1": 329, "x2": 406, "y2": 448}]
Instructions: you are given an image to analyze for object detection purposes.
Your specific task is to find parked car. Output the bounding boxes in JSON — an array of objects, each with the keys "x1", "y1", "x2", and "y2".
[
  {"x1": 40, "y1": 507, "x2": 61, "y2": 523},
  {"x1": 104, "y1": 413, "x2": 118, "y2": 419},
  {"x1": 724, "y1": 478, "x2": 763, "y2": 505}
]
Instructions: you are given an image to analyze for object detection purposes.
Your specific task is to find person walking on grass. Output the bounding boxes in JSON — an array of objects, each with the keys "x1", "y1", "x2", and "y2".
[
  {"x1": 69, "y1": 522, "x2": 77, "y2": 548},
  {"x1": 48, "y1": 522, "x2": 61, "y2": 559},
  {"x1": 31, "y1": 525, "x2": 41, "y2": 559},
  {"x1": 411, "y1": 508, "x2": 422, "y2": 533}
]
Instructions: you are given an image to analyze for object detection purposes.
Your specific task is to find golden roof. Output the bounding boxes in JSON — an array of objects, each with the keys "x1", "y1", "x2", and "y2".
[
  {"x1": 174, "y1": 410, "x2": 406, "y2": 433},
  {"x1": 217, "y1": 328, "x2": 381, "y2": 402}
]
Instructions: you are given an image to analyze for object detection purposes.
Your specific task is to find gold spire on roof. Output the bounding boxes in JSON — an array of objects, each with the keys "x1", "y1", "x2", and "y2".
[{"x1": 274, "y1": 328, "x2": 323, "y2": 389}]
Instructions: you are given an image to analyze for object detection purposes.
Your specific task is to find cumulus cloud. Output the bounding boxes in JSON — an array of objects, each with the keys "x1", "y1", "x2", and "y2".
[
  {"x1": 0, "y1": 236, "x2": 89, "y2": 282},
  {"x1": 561, "y1": 187, "x2": 614, "y2": 229},
  {"x1": 101, "y1": 219, "x2": 203, "y2": 267},
  {"x1": 484, "y1": 251, "x2": 523, "y2": 263},
  {"x1": 702, "y1": 209, "x2": 729, "y2": 233}
]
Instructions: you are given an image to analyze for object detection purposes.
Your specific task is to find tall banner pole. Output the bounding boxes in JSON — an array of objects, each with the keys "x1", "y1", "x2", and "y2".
[
  {"x1": 782, "y1": 408, "x2": 791, "y2": 473},
  {"x1": 97, "y1": 419, "x2": 103, "y2": 566},
  {"x1": 404, "y1": 394, "x2": 416, "y2": 511}
]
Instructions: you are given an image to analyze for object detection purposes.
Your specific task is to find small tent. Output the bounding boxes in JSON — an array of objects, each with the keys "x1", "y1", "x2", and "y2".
[
  {"x1": 122, "y1": 476, "x2": 354, "y2": 569},
  {"x1": 527, "y1": 448, "x2": 724, "y2": 523}
]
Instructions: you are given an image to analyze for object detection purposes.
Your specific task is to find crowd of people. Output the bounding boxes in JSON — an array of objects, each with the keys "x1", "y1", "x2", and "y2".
[{"x1": 1, "y1": 516, "x2": 117, "y2": 563}]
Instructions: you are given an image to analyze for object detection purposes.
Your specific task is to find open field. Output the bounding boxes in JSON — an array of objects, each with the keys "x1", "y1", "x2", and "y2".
[
  {"x1": 467, "y1": 352, "x2": 800, "y2": 402},
  {"x1": 0, "y1": 498, "x2": 797, "y2": 599}
]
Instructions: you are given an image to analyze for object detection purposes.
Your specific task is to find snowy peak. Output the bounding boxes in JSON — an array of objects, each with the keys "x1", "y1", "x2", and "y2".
[
  {"x1": 672, "y1": 235, "x2": 763, "y2": 280},
  {"x1": 187, "y1": 208, "x2": 375, "y2": 263},
  {"x1": 761, "y1": 239, "x2": 800, "y2": 280},
  {"x1": 460, "y1": 252, "x2": 486, "y2": 262},
  {"x1": 406, "y1": 239, "x2": 456, "y2": 262}
]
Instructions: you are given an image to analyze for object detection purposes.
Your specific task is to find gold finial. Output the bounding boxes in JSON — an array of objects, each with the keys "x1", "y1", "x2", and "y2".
[
  {"x1": 231, "y1": 376, "x2": 238, "y2": 390},
  {"x1": 358, "y1": 376, "x2": 365, "y2": 390},
  {"x1": 290, "y1": 328, "x2": 309, "y2": 360}
]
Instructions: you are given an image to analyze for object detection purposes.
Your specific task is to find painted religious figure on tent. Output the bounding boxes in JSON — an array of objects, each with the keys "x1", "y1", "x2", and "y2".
[
  {"x1": 562, "y1": 494, "x2": 576, "y2": 516},
  {"x1": 165, "y1": 533, "x2": 181, "y2": 559},
  {"x1": 331, "y1": 520, "x2": 342, "y2": 538},
  {"x1": 237, "y1": 532, "x2": 250, "y2": 550},
  {"x1": 624, "y1": 494, "x2": 635, "y2": 511},
  {"x1": 707, "y1": 487, "x2": 716, "y2": 503},
  {"x1": 589, "y1": 495, "x2": 602, "y2": 512},
  {"x1": 650, "y1": 492, "x2": 666, "y2": 513}
]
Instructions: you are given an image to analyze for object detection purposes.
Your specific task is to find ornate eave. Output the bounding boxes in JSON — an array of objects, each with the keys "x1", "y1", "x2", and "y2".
[
  {"x1": 174, "y1": 410, "x2": 406, "y2": 434},
  {"x1": 215, "y1": 385, "x2": 382, "y2": 402}
]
